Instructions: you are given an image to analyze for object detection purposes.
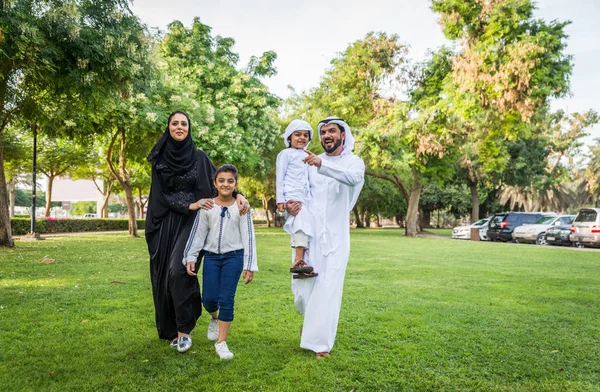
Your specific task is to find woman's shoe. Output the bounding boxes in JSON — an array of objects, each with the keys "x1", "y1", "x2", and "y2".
[{"x1": 177, "y1": 336, "x2": 192, "y2": 353}]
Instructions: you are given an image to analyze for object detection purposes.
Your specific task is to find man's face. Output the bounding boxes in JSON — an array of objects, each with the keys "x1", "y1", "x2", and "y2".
[{"x1": 320, "y1": 123, "x2": 345, "y2": 155}]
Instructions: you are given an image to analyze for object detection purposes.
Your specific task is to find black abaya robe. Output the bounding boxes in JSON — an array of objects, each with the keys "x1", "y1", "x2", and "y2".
[{"x1": 145, "y1": 148, "x2": 216, "y2": 340}]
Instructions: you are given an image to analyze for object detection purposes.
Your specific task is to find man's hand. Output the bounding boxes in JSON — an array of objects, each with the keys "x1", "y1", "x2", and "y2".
[
  {"x1": 286, "y1": 200, "x2": 301, "y2": 216},
  {"x1": 277, "y1": 203, "x2": 285, "y2": 213},
  {"x1": 242, "y1": 270, "x2": 254, "y2": 284},
  {"x1": 303, "y1": 150, "x2": 322, "y2": 168},
  {"x1": 186, "y1": 262, "x2": 197, "y2": 276}
]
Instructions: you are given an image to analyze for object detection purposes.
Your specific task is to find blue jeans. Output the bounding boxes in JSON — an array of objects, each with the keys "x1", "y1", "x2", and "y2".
[{"x1": 202, "y1": 250, "x2": 244, "y2": 322}]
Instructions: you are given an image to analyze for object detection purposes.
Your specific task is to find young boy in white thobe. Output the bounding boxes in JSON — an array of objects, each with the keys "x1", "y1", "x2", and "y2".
[{"x1": 276, "y1": 119, "x2": 318, "y2": 279}]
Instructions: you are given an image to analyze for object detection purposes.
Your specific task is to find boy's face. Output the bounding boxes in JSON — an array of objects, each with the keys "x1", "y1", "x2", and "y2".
[
  {"x1": 214, "y1": 172, "x2": 237, "y2": 198},
  {"x1": 290, "y1": 130, "x2": 310, "y2": 149}
]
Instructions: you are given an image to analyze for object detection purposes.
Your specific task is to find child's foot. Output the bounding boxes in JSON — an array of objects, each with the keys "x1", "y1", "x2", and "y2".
[
  {"x1": 207, "y1": 318, "x2": 219, "y2": 341},
  {"x1": 215, "y1": 341, "x2": 234, "y2": 360},
  {"x1": 292, "y1": 271, "x2": 318, "y2": 279},
  {"x1": 290, "y1": 259, "x2": 314, "y2": 273}
]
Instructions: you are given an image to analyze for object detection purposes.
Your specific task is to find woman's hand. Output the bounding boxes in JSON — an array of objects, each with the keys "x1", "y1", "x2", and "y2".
[
  {"x1": 189, "y1": 198, "x2": 214, "y2": 211},
  {"x1": 186, "y1": 262, "x2": 197, "y2": 276},
  {"x1": 286, "y1": 200, "x2": 302, "y2": 216},
  {"x1": 236, "y1": 194, "x2": 250, "y2": 215},
  {"x1": 242, "y1": 270, "x2": 254, "y2": 284}
]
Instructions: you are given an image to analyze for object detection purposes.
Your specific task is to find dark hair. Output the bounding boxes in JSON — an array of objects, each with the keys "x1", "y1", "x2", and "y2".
[
  {"x1": 287, "y1": 129, "x2": 312, "y2": 145},
  {"x1": 214, "y1": 164, "x2": 238, "y2": 182}
]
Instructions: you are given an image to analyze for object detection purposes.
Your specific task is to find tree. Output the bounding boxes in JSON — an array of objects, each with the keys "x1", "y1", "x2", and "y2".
[
  {"x1": 37, "y1": 137, "x2": 90, "y2": 216},
  {"x1": 2, "y1": 127, "x2": 30, "y2": 217},
  {"x1": 0, "y1": 0, "x2": 151, "y2": 246},
  {"x1": 156, "y1": 19, "x2": 281, "y2": 174},
  {"x1": 431, "y1": 0, "x2": 574, "y2": 221},
  {"x1": 358, "y1": 47, "x2": 460, "y2": 236},
  {"x1": 583, "y1": 138, "x2": 600, "y2": 207}
]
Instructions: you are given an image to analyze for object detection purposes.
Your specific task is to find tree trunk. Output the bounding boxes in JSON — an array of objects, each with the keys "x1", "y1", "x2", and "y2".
[
  {"x1": 421, "y1": 209, "x2": 431, "y2": 228},
  {"x1": 8, "y1": 178, "x2": 15, "y2": 218},
  {"x1": 375, "y1": 214, "x2": 382, "y2": 228},
  {"x1": 395, "y1": 213, "x2": 404, "y2": 228},
  {"x1": 405, "y1": 168, "x2": 423, "y2": 237},
  {"x1": 364, "y1": 211, "x2": 371, "y2": 228},
  {"x1": 45, "y1": 175, "x2": 55, "y2": 217},
  {"x1": 106, "y1": 127, "x2": 138, "y2": 237},
  {"x1": 260, "y1": 193, "x2": 271, "y2": 227},
  {"x1": 101, "y1": 190, "x2": 111, "y2": 218},
  {"x1": 352, "y1": 205, "x2": 364, "y2": 228},
  {"x1": 0, "y1": 68, "x2": 14, "y2": 246},
  {"x1": 469, "y1": 179, "x2": 480, "y2": 223},
  {"x1": 0, "y1": 129, "x2": 14, "y2": 247}
]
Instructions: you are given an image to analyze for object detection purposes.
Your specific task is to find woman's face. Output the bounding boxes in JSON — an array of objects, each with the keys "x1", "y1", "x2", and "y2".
[
  {"x1": 169, "y1": 113, "x2": 189, "y2": 142},
  {"x1": 214, "y1": 171, "x2": 237, "y2": 198}
]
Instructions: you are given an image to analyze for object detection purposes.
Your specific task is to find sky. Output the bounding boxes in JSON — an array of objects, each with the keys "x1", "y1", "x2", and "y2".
[{"x1": 131, "y1": 0, "x2": 600, "y2": 143}]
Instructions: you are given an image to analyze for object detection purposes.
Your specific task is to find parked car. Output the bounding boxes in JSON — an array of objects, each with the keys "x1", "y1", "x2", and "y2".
[
  {"x1": 512, "y1": 215, "x2": 575, "y2": 245},
  {"x1": 545, "y1": 224, "x2": 581, "y2": 247},
  {"x1": 487, "y1": 212, "x2": 553, "y2": 242},
  {"x1": 571, "y1": 208, "x2": 600, "y2": 247},
  {"x1": 451, "y1": 217, "x2": 491, "y2": 240}
]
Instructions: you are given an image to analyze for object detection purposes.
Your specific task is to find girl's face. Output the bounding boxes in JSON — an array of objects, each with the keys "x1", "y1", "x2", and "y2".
[
  {"x1": 290, "y1": 130, "x2": 310, "y2": 149},
  {"x1": 169, "y1": 113, "x2": 189, "y2": 142},
  {"x1": 214, "y1": 171, "x2": 237, "y2": 198}
]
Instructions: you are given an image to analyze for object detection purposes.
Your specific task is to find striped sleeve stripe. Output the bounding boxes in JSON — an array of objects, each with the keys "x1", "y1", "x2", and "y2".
[
  {"x1": 183, "y1": 211, "x2": 201, "y2": 259},
  {"x1": 246, "y1": 214, "x2": 254, "y2": 270}
]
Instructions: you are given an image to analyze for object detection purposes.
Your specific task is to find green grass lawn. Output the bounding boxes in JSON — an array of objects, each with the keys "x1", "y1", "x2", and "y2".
[{"x1": 1, "y1": 228, "x2": 599, "y2": 391}]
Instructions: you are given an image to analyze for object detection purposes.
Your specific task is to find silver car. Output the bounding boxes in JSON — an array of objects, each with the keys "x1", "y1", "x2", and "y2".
[
  {"x1": 512, "y1": 215, "x2": 575, "y2": 245},
  {"x1": 452, "y1": 217, "x2": 491, "y2": 240},
  {"x1": 571, "y1": 208, "x2": 600, "y2": 247}
]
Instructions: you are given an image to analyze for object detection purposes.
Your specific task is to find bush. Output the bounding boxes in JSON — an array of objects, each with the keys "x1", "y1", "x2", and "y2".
[{"x1": 11, "y1": 218, "x2": 146, "y2": 235}]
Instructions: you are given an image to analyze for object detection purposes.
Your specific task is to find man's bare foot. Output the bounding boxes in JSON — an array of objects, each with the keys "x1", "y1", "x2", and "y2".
[{"x1": 315, "y1": 352, "x2": 330, "y2": 359}]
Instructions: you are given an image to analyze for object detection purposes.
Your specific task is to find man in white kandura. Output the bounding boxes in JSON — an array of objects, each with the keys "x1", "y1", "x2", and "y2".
[{"x1": 286, "y1": 116, "x2": 365, "y2": 359}]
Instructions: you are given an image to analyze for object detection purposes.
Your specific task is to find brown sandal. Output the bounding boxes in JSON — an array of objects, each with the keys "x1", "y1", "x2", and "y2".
[
  {"x1": 293, "y1": 271, "x2": 318, "y2": 279},
  {"x1": 316, "y1": 352, "x2": 330, "y2": 359},
  {"x1": 290, "y1": 259, "x2": 314, "y2": 273}
]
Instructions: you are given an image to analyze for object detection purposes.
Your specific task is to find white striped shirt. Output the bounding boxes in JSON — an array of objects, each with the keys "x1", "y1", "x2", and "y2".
[{"x1": 182, "y1": 200, "x2": 258, "y2": 271}]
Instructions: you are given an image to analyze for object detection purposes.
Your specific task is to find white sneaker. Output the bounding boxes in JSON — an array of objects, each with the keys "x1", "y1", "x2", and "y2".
[
  {"x1": 214, "y1": 341, "x2": 234, "y2": 360},
  {"x1": 207, "y1": 318, "x2": 219, "y2": 341}
]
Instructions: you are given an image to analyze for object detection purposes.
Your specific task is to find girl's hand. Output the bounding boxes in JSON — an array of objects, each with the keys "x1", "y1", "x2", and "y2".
[
  {"x1": 190, "y1": 198, "x2": 214, "y2": 211},
  {"x1": 186, "y1": 262, "x2": 197, "y2": 276},
  {"x1": 242, "y1": 270, "x2": 254, "y2": 284},
  {"x1": 236, "y1": 194, "x2": 250, "y2": 215}
]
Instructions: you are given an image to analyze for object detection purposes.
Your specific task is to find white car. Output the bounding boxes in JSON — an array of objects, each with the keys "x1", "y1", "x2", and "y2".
[
  {"x1": 512, "y1": 215, "x2": 575, "y2": 245},
  {"x1": 452, "y1": 217, "x2": 491, "y2": 240}
]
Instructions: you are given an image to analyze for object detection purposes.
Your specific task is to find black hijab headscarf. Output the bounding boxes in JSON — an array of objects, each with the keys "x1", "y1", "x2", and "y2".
[{"x1": 148, "y1": 111, "x2": 197, "y2": 186}]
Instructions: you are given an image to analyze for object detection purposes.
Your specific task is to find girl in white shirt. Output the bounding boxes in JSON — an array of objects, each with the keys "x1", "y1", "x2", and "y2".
[{"x1": 183, "y1": 164, "x2": 258, "y2": 360}]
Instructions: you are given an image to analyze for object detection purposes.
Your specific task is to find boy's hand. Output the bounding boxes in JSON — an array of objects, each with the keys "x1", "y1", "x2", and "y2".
[
  {"x1": 186, "y1": 262, "x2": 197, "y2": 276},
  {"x1": 277, "y1": 203, "x2": 285, "y2": 213},
  {"x1": 242, "y1": 270, "x2": 254, "y2": 284}
]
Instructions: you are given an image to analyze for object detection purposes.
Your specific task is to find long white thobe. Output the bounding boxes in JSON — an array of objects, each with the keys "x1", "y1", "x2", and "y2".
[{"x1": 292, "y1": 151, "x2": 365, "y2": 353}]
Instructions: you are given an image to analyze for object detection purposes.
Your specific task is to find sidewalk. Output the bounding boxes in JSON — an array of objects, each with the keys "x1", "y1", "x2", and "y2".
[{"x1": 14, "y1": 231, "x2": 135, "y2": 240}]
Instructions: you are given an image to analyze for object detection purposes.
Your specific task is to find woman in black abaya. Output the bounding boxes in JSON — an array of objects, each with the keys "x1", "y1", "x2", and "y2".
[{"x1": 145, "y1": 111, "x2": 248, "y2": 352}]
